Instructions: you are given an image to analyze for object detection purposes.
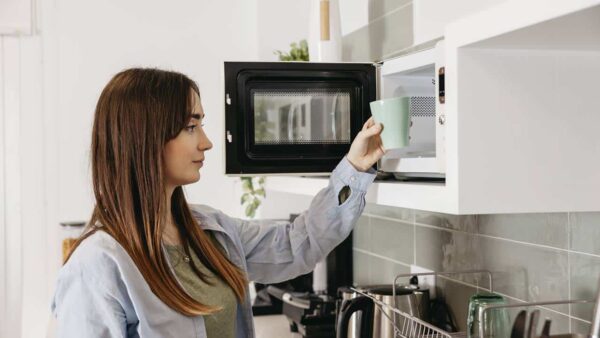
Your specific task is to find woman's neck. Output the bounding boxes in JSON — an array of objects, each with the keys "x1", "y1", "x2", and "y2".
[{"x1": 162, "y1": 187, "x2": 183, "y2": 246}]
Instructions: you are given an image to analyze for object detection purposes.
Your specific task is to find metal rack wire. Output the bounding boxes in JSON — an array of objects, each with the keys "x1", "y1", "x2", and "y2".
[
  {"x1": 350, "y1": 269, "x2": 494, "y2": 338},
  {"x1": 350, "y1": 286, "x2": 455, "y2": 338},
  {"x1": 349, "y1": 269, "x2": 597, "y2": 338}
]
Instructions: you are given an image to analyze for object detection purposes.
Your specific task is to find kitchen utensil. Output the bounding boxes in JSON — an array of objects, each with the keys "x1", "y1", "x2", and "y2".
[
  {"x1": 336, "y1": 286, "x2": 377, "y2": 338},
  {"x1": 467, "y1": 291, "x2": 510, "y2": 338},
  {"x1": 511, "y1": 310, "x2": 527, "y2": 338},
  {"x1": 336, "y1": 285, "x2": 431, "y2": 338},
  {"x1": 526, "y1": 309, "x2": 539, "y2": 338},
  {"x1": 337, "y1": 295, "x2": 373, "y2": 338},
  {"x1": 540, "y1": 319, "x2": 551, "y2": 338}
]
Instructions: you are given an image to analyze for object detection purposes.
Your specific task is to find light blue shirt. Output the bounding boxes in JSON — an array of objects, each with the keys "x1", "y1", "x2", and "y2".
[{"x1": 51, "y1": 157, "x2": 376, "y2": 338}]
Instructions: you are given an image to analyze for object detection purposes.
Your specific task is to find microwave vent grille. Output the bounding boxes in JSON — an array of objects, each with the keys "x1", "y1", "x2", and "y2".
[{"x1": 410, "y1": 96, "x2": 435, "y2": 117}]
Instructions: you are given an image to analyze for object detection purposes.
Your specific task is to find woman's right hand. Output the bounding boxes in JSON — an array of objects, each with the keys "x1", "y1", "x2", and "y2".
[{"x1": 346, "y1": 117, "x2": 385, "y2": 172}]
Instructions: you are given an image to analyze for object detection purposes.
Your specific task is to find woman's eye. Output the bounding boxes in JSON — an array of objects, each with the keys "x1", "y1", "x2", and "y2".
[{"x1": 186, "y1": 125, "x2": 197, "y2": 132}]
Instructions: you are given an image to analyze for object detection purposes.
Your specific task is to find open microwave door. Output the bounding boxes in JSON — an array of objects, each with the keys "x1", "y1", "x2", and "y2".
[{"x1": 224, "y1": 62, "x2": 376, "y2": 175}]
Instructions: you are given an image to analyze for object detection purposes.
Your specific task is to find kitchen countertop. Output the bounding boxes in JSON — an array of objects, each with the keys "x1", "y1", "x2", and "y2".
[{"x1": 253, "y1": 314, "x2": 302, "y2": 338}]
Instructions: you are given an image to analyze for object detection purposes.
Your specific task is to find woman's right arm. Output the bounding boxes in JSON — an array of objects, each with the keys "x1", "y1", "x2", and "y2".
[{"x1": 52, "y1": 256, "x2": 128, "y2": 337}]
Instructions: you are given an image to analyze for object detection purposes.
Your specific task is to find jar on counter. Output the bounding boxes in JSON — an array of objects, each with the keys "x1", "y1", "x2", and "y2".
[{"x1": 59, "y1": 221, "x2": 86, "y2": 263}]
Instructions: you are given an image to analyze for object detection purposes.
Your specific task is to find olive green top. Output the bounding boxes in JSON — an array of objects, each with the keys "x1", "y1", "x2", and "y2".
[{"x1": 165, "y1": 234, "x2": 237, "y2": 338}]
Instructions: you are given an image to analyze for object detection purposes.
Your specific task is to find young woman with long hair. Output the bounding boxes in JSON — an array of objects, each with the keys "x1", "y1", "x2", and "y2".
[{"x1": 52, "y1": 68, "x2": 384, "y2": 338}]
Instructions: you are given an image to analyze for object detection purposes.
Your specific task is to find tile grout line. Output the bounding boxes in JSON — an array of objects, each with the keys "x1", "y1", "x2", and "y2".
[
  {"x1": 344, "y1": 1, "x2": 412, "y2": 38},
  {"x1": 364, "y1": 212, "x2": 600, "y2": 259},
  {"x1": 413, "y1": 221, "x2": 416, "y2": 265},
  {"x1": 412, "y1": 209, "x2": 417, "y2": 266},
  {"x1": 367, "y1": 2, "x2": 412, "y2": 26},
  {"x1": 353, "y1": 248, "x2": 412, "y2": 268},
  {"x1": 367, "y1": 215, "x2": 372, "y2": 284}
]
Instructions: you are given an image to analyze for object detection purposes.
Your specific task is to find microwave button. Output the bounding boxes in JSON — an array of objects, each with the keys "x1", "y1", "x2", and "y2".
[
  {"x1": 226, "y1": 130, "x2": 233, "y2": 143},
  {"x1": 438, "y1": 115, "x2": 446, "y2": 125},
  {"x1": 226, "y1": 93, "x2": 231, "y2": 105}
]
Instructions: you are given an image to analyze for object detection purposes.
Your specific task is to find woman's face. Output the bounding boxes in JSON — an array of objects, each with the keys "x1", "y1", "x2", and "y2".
[{"x1": 163, "y1": 91, "x2": 213, "y2": 189}]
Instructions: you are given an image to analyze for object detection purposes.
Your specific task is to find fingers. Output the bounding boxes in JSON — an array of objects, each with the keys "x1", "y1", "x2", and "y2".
[
  {"x1": 362, "y1": 117, "x2": 375, "y2": 131},
  {"x1": 361, "y1": 121, "x2": 383, "y2": 138}
]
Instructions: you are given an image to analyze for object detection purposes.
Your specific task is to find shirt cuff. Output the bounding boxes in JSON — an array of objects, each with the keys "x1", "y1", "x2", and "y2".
[{"x1": 331, "y1": 156, "x2": 377, "y2": 193}]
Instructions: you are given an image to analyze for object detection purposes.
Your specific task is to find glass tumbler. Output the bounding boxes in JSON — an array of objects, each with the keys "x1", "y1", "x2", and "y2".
[{"x1": 467, "y1": 291, "x2": 510, "y2": 338}]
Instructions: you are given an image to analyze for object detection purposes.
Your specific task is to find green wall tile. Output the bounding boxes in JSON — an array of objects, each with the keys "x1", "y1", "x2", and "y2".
[{"x1": 478, "y1": 213, "x2": 568, "y2": 248}]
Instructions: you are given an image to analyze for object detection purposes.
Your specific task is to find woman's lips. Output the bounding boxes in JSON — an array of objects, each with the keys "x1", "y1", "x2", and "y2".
[{"x1": 193, "y1": 160, "x2": 204, "y2": 167}]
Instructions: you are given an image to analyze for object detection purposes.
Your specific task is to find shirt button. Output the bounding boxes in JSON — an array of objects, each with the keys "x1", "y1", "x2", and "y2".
[{"x1": 350, "y1": 176, "x2": 356, "y2": 182}]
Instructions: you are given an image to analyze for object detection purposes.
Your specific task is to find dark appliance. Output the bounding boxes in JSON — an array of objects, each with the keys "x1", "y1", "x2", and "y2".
[
  {"x1": 336, "y1": 284, "x2": 431, "y2": 338},
  {"x1": 252, "y1": 213, "x2": 354, "y2": 337},
  {"x1": 224, "y1": 61, "x2": 377, "y2": 175}
]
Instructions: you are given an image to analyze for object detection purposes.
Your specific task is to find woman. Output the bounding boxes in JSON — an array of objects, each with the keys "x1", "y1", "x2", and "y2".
[{"x1": 52, "y1": 68, "x2": 385, "y2": 338}]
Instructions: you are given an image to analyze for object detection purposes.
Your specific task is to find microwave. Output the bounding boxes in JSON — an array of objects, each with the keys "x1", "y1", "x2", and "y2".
[{"x1": 223, "y1": 41, "x2": 445, "y2": 178}]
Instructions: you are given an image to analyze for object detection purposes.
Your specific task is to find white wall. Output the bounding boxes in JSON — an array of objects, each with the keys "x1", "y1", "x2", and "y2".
[
  {"x1": 54, "y1": 0, "x2": 260, "y2": 223},
  {"x1": 256, "y1": 0, "x2": 310, "y2": 61},
  {"x1": 0, "y1": 0, "x2": 32, "y2": 34},
  {"x1": 2, "y1": 0, "x2": 264, "y2": 336}
]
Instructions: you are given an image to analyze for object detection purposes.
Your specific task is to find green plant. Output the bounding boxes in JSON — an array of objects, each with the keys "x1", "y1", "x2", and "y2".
[
  {"x1": 240, "y1": 177, "x2": 266, "y2": 219},
  {"x1": 240, "y1": 40, "x2": 310, "y2": 218},
  {"x1": 274, "y1": 40, "x2": 309, "y2": 62}
]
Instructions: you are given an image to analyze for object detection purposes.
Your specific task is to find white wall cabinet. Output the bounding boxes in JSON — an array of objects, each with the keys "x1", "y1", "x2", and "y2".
[{"x1": 267, "y1": 0, "x2": 600, "y2": 215}]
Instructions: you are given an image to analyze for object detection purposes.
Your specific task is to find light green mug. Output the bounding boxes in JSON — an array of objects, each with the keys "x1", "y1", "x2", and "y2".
[{"x1": 369, "y1": 97, "x2": 410, "y2": 150}]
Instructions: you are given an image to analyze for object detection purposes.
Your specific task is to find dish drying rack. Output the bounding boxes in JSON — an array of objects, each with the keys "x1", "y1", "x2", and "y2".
[{"x1": 349, "y1": 269, "x2": 600, "y2": 338}]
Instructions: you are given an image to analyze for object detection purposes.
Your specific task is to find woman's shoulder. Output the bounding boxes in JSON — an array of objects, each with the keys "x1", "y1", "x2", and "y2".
[
  {"x1": 189, "y1": 204, "x2": 236, "y2": 229},
  {"x1": 60, "y1": 231, "x2": 131, "y2": 284},
  {"x1": 52, "y1": 231, "x2": 139, "y2": 319},
  {"x1": 188, "y1": 203, "x2": 222, "y2": 219},
  {"x1": 188, "y1": 204, "x2": 243, "y2": 239}
]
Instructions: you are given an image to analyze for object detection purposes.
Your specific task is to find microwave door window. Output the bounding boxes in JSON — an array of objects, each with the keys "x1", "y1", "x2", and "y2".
[{"x1": 253, "y1": 91, "x2": 351, "y2": 145}]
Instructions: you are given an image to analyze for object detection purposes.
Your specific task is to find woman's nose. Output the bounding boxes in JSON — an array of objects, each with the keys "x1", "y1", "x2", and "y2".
[{"x1": 199, "y1": 133, "x2": 213, "y2": 151}]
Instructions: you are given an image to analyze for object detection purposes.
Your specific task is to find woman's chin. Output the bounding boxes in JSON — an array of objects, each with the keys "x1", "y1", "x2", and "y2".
[{"x1": 191, "y1": 172, "x2": 201, "y2": 182}]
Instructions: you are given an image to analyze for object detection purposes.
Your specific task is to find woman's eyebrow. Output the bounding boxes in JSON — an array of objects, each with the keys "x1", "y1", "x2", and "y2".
[{"x1": 190, "y1": 113, "x2": 204, "y2": 120}]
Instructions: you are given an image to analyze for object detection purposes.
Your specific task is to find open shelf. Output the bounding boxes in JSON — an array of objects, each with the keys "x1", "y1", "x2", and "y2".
[
  {"x1": 446, "y1": 0, "x2": 600, "y2": 51},
  {"x1": 440, "y1": 0, "x2": 600, "y2": 214},
  {"x1": 469, "y1": 4, "x2": 600, "y2": 51},
  {"x1": 266, "y1": 176, "x2": 451, "y2": 213}
]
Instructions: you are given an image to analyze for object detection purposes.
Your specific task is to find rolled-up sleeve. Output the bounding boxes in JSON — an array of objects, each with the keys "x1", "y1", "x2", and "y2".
[{"x1": 230, "y1": 156, "x2": 376, "y2": 283}]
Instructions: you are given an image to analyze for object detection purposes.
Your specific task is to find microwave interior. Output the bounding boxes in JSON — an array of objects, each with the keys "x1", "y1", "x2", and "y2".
[{"x1": 224, "y1": 62, "x2": 376, "y2": 175}]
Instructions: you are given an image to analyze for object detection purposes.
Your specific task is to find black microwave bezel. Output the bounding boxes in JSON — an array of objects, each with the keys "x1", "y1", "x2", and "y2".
[{"x1": 224, "y1": 61, "x2": 376, "y2": 175}]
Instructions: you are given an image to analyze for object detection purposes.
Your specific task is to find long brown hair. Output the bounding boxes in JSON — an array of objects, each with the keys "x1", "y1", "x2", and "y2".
[{"x1": 66, "y1": 68, "x2": 247, "y2": 315}]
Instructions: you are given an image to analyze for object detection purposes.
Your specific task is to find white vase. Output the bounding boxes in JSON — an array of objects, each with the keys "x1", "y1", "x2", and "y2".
[{"x1": 308, "y1": 0, "x2": 342, "y2": 62}]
